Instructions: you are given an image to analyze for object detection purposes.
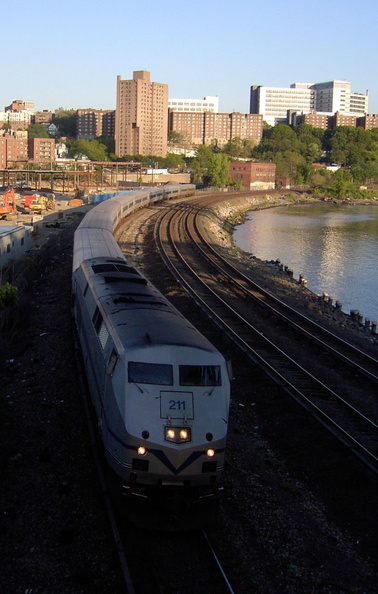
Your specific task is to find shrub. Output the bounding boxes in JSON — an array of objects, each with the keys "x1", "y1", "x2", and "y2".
[{"x1": 0, "y1": 282, "x2": 18, "y2": 310}]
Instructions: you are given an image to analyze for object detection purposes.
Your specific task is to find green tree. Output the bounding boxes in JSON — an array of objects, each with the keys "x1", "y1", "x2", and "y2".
[
  {"x1": 208, "y1": 153, "x2": 230, "y2": 187},
  {"x1": 0, "y1": 282, "x2": 18, "y2": 310},
  {"x1": 351, "y1": 160, "x2": 378, "y2": 184},
  {"x1": 191, "y1": 145, "x2": 214, "y2": 184},
  {"x1": 309, "y1": 167, "x2": 333, "y2": 189},
  {"x1": 260, "y1": 124, "x2": 299, "y2": 154},
  {"x1": 68, "y1": 139, "x2": 108, "y2": 161},
  {"x1": 164, "y1": 153, "x2": 185, "y2": 170},
  {"x1": 168, "y1": 131, "x2": 187, "y2": 145},
  {"x1": 294, "y1": 124, "x2": 323, "y2": 163},
  {"x1": 53, "y1": 110, "x2": 76, "y2": 138},
  {"x1": 332, "y1": 169, "x2": 353, "y2": 197},
  {"x1": 27, "y1": 124, "x2": 50, "y2": 139},
  {"x1": 274, "y1": 151, "x2": 306, "y2": 181},
  {"x1": 222, "y1": 137, "x2": 256, "y2": 158},
  {"x1": 97, "y1": 136, "x2": 115, "y2": 155}
]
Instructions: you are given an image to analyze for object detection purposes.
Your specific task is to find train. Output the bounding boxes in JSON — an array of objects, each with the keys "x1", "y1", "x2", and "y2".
[{"x1": 72, "y1": 185, "x2": 231, "y2": 523}]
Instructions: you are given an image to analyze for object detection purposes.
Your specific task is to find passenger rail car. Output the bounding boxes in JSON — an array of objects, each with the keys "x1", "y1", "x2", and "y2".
[{"x1": 72, "y1": 186, "x2": 231, "y2": 512}]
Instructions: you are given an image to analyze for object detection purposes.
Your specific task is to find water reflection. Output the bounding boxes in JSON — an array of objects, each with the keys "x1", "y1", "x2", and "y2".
[{"x1": 233, "y1": 203, "x2": 378, "y2": 322}]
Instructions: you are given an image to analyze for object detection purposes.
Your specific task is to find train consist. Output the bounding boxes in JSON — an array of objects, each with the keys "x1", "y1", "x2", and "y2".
[{"x1": 72, "y1": 185, "x2": 231, "y2": 517}]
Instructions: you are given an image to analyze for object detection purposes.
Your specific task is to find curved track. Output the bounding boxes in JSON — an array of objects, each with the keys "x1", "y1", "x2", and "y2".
[{"x1": 154, "y1": 197, "x2": 378, "y2": 475}]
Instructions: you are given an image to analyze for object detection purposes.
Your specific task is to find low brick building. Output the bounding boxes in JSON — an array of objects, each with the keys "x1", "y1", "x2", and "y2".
[
  {"x1": 229, "y1": 161, "x2": 276, "y2": 189},
  {"x1": 0, "y1": 135, "x2": 28, "y2": 168},
  {"x1": 28, "y1": 137, "x2": 55, "y2": 163},
  {"x1": 357, "y1": 114, "x2": 378, "y2": 130},
  {"x1": 169, "y1": 111, "x2": 263, "y2": 148}
]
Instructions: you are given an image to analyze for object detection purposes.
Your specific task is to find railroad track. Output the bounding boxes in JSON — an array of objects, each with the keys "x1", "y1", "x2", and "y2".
[
  {"x1": 154, "y1": 198, "x2": 378, "y2": 475},
  {"x1": 192, "y1": 203, "x2": 378, "y2": 385},
  {"x1": 116, "y1": 518, "x2": 235, "y2": 593}
]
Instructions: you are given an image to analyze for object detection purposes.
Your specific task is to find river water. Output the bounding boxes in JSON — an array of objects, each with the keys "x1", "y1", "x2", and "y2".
[{"x1": 233, "y1": 202, "x2": 378, "y2": 323}]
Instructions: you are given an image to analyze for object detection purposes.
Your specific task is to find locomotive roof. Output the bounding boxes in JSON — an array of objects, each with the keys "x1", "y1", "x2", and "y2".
[
  {"x1": 81, "y1": 258, "x2": 218, "y2": 353},
  {"x1": 73, "y1": 227, "x2": 125, "y2": 272}
]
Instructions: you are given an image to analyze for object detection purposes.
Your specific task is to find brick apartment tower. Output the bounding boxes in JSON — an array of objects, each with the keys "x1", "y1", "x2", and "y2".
[{"x1": 115, "y1": 71, "x2": 168, "y2": 157}]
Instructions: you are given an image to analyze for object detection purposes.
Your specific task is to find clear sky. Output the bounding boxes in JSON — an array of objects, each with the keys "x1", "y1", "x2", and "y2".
[{"x1": 2, "y1": 0, "x2": 377, "y2": 115}]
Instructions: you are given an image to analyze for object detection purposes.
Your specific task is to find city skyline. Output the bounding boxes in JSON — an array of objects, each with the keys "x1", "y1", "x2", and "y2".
[{"x1": 2, "y1": 0, "x2": 377, "y2": 115}]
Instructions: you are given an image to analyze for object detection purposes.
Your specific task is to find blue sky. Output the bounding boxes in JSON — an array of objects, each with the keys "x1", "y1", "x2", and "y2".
[{"x1": 2, "y1": 0, "x2": 377, "y2": 115}]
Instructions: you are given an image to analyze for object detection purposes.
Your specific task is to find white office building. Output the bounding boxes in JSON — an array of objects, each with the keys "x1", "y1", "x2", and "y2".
[
  {"x1": 250, "y1": 80, "x2": 369, "y2": 126},
  {"x1": 168, "y1": 96, "x2": 219, "y2": 113}
]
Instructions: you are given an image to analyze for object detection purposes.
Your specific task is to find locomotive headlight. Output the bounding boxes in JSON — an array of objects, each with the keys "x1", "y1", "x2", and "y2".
[
  {"x1": 166, "y1": 428, "x2": 176, "y2": 440},
  {"x1": 165, "y1": 426, "x2": 191, "y2": 443},
  {"x1": 137, "y1": 446, "x2": 147, "y2": 456},
  {"x1": 206, "y1": 448, "x2": 215, "y2": 458}
]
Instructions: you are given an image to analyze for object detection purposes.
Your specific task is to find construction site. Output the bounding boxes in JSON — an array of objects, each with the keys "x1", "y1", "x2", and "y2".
[{"x1": 0, "y1": 162, "x2": 190, "y2": 194}]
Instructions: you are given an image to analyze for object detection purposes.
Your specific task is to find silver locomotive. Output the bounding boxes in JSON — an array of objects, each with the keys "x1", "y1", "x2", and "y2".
[{"x1": 72, "y1": 186, "x2": 231, "y2": 516}]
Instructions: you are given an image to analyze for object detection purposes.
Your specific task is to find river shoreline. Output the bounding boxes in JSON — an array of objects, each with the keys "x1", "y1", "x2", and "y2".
[{"x1": 207, "y1": 192, "x2": 378, "y2": 352}]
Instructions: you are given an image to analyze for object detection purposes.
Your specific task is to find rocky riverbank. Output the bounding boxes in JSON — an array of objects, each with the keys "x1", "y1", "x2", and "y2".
[{"x1": 205, "y1": 192, "x2": 378, "y2": 354}]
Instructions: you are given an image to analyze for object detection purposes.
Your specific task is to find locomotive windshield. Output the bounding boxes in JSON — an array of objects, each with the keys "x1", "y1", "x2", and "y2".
[
  {"x1": 128, "y1": 361, "x2": 173, "y2": 385},
  {"x1": 179, "y1": 365, "x2": 221, "y2": 386}
]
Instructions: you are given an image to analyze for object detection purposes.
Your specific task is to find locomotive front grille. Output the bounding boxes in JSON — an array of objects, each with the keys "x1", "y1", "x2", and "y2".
[
  {"x1": 202, "y1": 461, "x2": 217, "y2": 473},
  {"x1": 132, "y1": 459, "x2": 149, "y2": 471}
]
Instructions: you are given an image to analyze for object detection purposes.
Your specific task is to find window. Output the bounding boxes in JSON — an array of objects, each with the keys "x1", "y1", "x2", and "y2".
[
  {"x1": 92, "y1": 306, "x2": 109, "y2": 348},
  {"x1": 92, "y1": 307, "x2": 103, "y2": 332},
  {"x1": 179, "y1": 365, "x2": 221, "y2": 386},
  {"x1": 128, "y1": 361, "x2": 173, "y2": 385},
  {"x1": 106, "y1": 349, "x2": 119, "y2": 375}
]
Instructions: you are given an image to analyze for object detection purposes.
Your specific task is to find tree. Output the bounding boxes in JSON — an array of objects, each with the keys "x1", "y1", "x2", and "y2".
[
  {"x1": 191, "y1": 145, "x2": 214, "y2": 184},
  {"x1": 28, "y1": 124, "x2": 50, "y2": 139},
  {"x1": 68, "y1": 139, "x2": 108, "y2": 161},
  {"x1": 53, "y1": 110, "x2": 76, "y2": 138},
  {"x1": 0, "y1": 282, "x2": 18, "y2": 310},
  {"x1": 261, "y1": 124, "x2": 299, "y2": 154},
  {"x1": 274, "y1": 151, "x2": 306, "y2": 181},
  {"x1": 191, "y1": 146, "x2": 231, "y2": 186},
  {"x1": 168, "y1": 131, "x2": 186, "y2": 145},
  {"x1": 332, "y1": 169, "x2": 353, "y2": 197},
  {"x1": 351, "y1": 160, "x2": 378, "y2": 184},
  {"x1": 97, "y1": 136, "x2": 115, "y2": 155},
  {"x1": 164, "y1": 153, "x2": 185, "y2": 170},
  {"x1": 223, "y1": 137, "x2": 255, "y2": 158},
  {"x1": 208, "y1": 153, "x2": 230, "y2": 187}
]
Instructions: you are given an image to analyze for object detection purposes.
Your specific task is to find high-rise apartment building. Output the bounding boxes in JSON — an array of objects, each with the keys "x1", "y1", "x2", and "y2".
[
  {"x1": 76, "y1": 109, "x2": 115, "y2": 140},
  {"x1": 115, "y1": 71, "x2": 168, "y2": 157},
  {"x1": 250, "y1": 80, "x2": 369, "y2": 126}
]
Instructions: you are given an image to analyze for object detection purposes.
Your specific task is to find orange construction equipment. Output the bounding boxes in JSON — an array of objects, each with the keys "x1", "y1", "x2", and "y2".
[
  {"x1": 24, "y1": 194, "x2": 38, "y2": 209},
  {"x1": 0, "y1": 187, "x2": 17, "y2": 219},
  {"x1": 68, "y1": 198, "x2": 83, "y2": 207},
  {"x1": 24, "y1": 194, "x2": 56, "y2": 212}
]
